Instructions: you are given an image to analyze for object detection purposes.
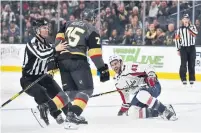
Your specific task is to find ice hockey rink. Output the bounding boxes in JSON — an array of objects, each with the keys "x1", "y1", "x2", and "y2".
[{"x1": 1, "y1": 72, "x2": 201, "y2": 133}]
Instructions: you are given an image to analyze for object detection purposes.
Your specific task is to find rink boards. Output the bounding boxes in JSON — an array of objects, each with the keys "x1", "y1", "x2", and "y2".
[{"x1": 0, "y1": 44, "x2": 201, "y2": 81}]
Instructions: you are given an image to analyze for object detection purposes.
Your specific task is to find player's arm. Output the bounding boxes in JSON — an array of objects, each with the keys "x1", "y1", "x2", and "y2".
[
  {"x1": 174, "y1": 28, "x2": 181, "y2": 51},
  {"x1": 117, "y1": 89, "x2": 130, "y2": 116},
  {"x1": 55, "y1": 23, "x2": 67, "y2": 45},
  {"x1": 144, "y1": 64, "x2": 157, "y2": 87},
  {"x1": 188, "y1": 25, "x2": 198, "y2": 36},
  {"x1": 127, "y1": 63, "x2": 157, "y2": 88},
  {"x1": 87, "y1": 31, "x2": 109, "y2": 82},
  {"x1": 26, "y1": 42, "x2": 55, "y2": 60},
  {"x1": 114, "y1": 76, "x2": 130, "y2": 116}
]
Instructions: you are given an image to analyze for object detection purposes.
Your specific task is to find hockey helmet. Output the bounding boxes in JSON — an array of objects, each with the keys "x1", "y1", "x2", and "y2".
[
  {"x1": 80, "y1": 8, "x2": 96, "y2": 21},
  {"x1": 109, "y1": 55, "x2": 122, "y2": 64},
  {"x1": 32, "y1": 18, "x2": 49, "y2": 34}
]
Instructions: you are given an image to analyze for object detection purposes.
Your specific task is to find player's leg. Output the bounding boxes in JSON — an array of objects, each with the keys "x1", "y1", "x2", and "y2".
[
  {"x1": 187, "y1": 46, "x2": 196, "y2": 85},
  {"x1": 130, "y1": 94, "x2": 159, "y2": 119},
  {"x1": 20, "y1": 76, "x2": 53, "y2": 104},
  {"x1": 179, "y1": 47, "x2": 188, "y2": 84},
  {"x1": 131, "y1": 81, "x2": 162, "y2": 118},
  {"x1": 129, "y1": 105, "x2": 159, "y2": 119},
  {"x1": 40, "y1": 75, "x2": 67, "y2": 124},
  {"x1": 59, "y1": 60, "x2": 78, "y2": 101},
  {"x1": 142, "y1": 81, "x2": 161, "y2": 98},
  {"x1": 66, "y1": 60, "x2": 94, "y2": 125},
  {"x1": 58, "y1": 60, "x2": 86, "y2": 123},
  {"x1": 21, "y1": 76, "x2": 70, "y2": 125},
  {"x1": 59, "y1": 64, "x2": 79, "y2": 115},
  {"x1": 134, "y1": 89, "x2": 177, "y2": 120},
  {"x1": 20, "y1": 76, "x2": 51, "y2": 125}
]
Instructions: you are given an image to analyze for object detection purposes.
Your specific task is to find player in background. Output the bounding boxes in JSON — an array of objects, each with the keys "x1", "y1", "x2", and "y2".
[
  {"x1": 54, "y1": 9, "x2": 110, "y2": 128},
  {"x1": 20, "y1": 18, "x2": 71, "y2": 125},
  {"x1": 109, "y1": 55, "x2": 177, "y2": 121}
]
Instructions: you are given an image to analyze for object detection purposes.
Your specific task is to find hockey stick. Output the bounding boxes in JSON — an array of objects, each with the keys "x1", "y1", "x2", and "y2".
[
  {"x1": 90, "y1": 84, "x2": 147, "y2": 98},
  {"x1": 1, "y1": 71, "x2": 55, "y2": 108}
]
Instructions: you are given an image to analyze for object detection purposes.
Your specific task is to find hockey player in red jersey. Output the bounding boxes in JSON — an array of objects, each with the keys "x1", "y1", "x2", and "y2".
[{"x1": 109, "y1": 55, "x2": 177, "y2": 121}]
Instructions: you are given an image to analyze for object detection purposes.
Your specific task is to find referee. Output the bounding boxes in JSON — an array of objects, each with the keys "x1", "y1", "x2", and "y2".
[
  {"x1": 175, "y1": 14, "x2": 198, "y2": 86},
  {"x1": 20, "y1": 18, "x2": 68, "y2": 124}
]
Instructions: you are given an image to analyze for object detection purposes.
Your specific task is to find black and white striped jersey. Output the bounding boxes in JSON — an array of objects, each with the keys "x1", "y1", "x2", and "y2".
[
  {"x1": 22, "y1": 36, "x2": 55, "y2": 76},
  {"x1": 174, "y1": 25, "x2": 198, "y2": 51}
]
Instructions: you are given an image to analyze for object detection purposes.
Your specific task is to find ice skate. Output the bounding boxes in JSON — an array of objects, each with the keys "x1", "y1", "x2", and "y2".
[
  {"x1": 55, "y1": 114, "x2": 64, "y2": 124},
  {"x1": 182, "y1": 81, "x2": 187, "y2": 85},
  {"x1": 182, "y1": 81, "x2": 188, "y2": 89},
  {"x1": 161, "y1": 104, "x2": 178, "y2": 121},
  {"x1": 37, "y1": 103, "x2": 50, "y2": 125},
  {"x1": 189, "y1": 81, "x2": 194, "y2": 88},
  {"x1": 64, "y1": 112, "x2": 88, "y2": 129}
]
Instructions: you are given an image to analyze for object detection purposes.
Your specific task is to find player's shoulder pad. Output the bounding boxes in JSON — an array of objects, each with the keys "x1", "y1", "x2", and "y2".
[{"x1": 122, "y1": 62, "x2": 142, "y2": 74}]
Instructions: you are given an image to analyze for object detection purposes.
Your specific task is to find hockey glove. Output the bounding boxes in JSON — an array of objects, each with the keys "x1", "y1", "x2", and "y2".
[
  {"x1": 145, "y1": 71, "x2": 157, "y2": 87},
  {"x1": 118, "y1": 110, "x2": 128, "y2": 116},
  {"x1": 47, "y1": 57, "x2": 59, "y2": 76},
  {"x1": 98, "y1": 64, "x2": 110, "y2": 82},
  {"x1": 118, "y1": 103, "x2": 130, "y2": 116}
]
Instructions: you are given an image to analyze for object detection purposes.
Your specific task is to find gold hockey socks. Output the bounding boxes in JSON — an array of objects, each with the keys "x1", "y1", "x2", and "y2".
[
  {"x1": 48, "y1": 91, "x2": 69, "y2": 111},
  {"x1": 70, "y1": 92, "x2": 89, "y2": 116}
]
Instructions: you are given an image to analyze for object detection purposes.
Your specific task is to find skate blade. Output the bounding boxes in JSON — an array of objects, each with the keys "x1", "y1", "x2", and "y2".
[
  {"x1": 64, "y1": 122, "x2": 79, "y2": 130},
  {"x1": 169, "y1": 115, "x2": 178, "y2": 121},
  {"x1": 31, "y1": 108, "x2": 48, "y2": 128}
]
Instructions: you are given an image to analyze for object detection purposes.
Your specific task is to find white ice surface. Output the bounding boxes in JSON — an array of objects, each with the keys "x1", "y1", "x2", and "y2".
[{"x1": 1, "y1": 72, "x2": 201, "y2": 133}]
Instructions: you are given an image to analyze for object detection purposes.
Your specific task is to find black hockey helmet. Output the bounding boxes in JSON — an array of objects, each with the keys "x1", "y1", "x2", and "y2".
[
  {"x1": 80, "y1": 8, "x2": 96, "y2": 21},
  {"x1": 32, "y1": 18, "x2": 49, "y2": 34}
]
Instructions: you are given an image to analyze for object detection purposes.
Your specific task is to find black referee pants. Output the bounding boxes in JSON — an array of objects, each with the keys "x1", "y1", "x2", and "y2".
[
  {"x1": 20, "y1": 74, "x2": 64, "y2": 118},
  {"x1": 179, "y1": 46, "x2": 196, "y2": 82}
]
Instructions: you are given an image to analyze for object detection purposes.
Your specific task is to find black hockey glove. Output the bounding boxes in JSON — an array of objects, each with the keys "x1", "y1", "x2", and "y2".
[
  {"x1": 47, "y1": 57, "x2": 59, "y2": 76},
  {"x1": 98, "y1": 64, "x2": 110, "y2": 82}
]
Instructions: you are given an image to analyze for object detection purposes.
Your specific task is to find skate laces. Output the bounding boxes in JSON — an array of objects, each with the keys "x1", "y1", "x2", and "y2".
[
  {"x1": 66, "y1": 112, "x2": 82, "y2": 122},
  {"x1": 56, "y1": 114, "x2": 64, "y2": 124},
  {"x1": 56, "y1": 114, "x2": 64, "y2": 121}
]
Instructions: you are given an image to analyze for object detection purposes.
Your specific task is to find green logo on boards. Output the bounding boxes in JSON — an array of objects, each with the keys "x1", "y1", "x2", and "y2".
[{"x1": 113, "y1": 48, "x2": 164, "y2": 68}]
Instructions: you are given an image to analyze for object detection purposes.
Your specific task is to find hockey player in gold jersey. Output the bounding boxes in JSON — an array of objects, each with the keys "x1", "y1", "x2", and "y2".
[{"x1": 55, "y1": 9, "x2": 110, "y2": 128}]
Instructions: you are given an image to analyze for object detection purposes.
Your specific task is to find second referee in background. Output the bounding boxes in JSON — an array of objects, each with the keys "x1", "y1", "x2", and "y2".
[{"x1": 175, "y1": 14, "x2": 198, "y2": 87}]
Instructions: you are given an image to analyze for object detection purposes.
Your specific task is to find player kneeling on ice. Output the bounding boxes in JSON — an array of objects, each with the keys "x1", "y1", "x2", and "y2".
[{"x1": 109, "y1": 55, "x2": 178, "y2": 121}]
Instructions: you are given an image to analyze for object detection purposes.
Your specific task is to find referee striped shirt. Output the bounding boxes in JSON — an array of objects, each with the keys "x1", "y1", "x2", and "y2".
[
  {"x1": 22, "y1": 35, "x2": 55, "y2": 76},
  {"x1": 174, "y1": 25, "x2": 198, "y2": 51}
]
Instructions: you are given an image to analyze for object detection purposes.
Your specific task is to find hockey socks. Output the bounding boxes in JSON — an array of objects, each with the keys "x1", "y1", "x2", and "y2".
[
  {"x1": 143, "y1": 108, "x2": 159, "y2": 118},
  {"x1": 130, "y1": 106, "x2": 159, "y2": 118},
  {"x1": 47, "y1": 91, "x2": 69, "y2": 112},
  {"x1": 69, "y1": 92, "x2": 89, "y2": 116},
  {"x1": 61, "y1": 102, "x2": 72, "y2": 115},
  {"x1": 135, "y1": 90, "x2": 166, "y2": 114},
  {"x1": 151, "y1": 100, "x2": 166, "y2": 114}
]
